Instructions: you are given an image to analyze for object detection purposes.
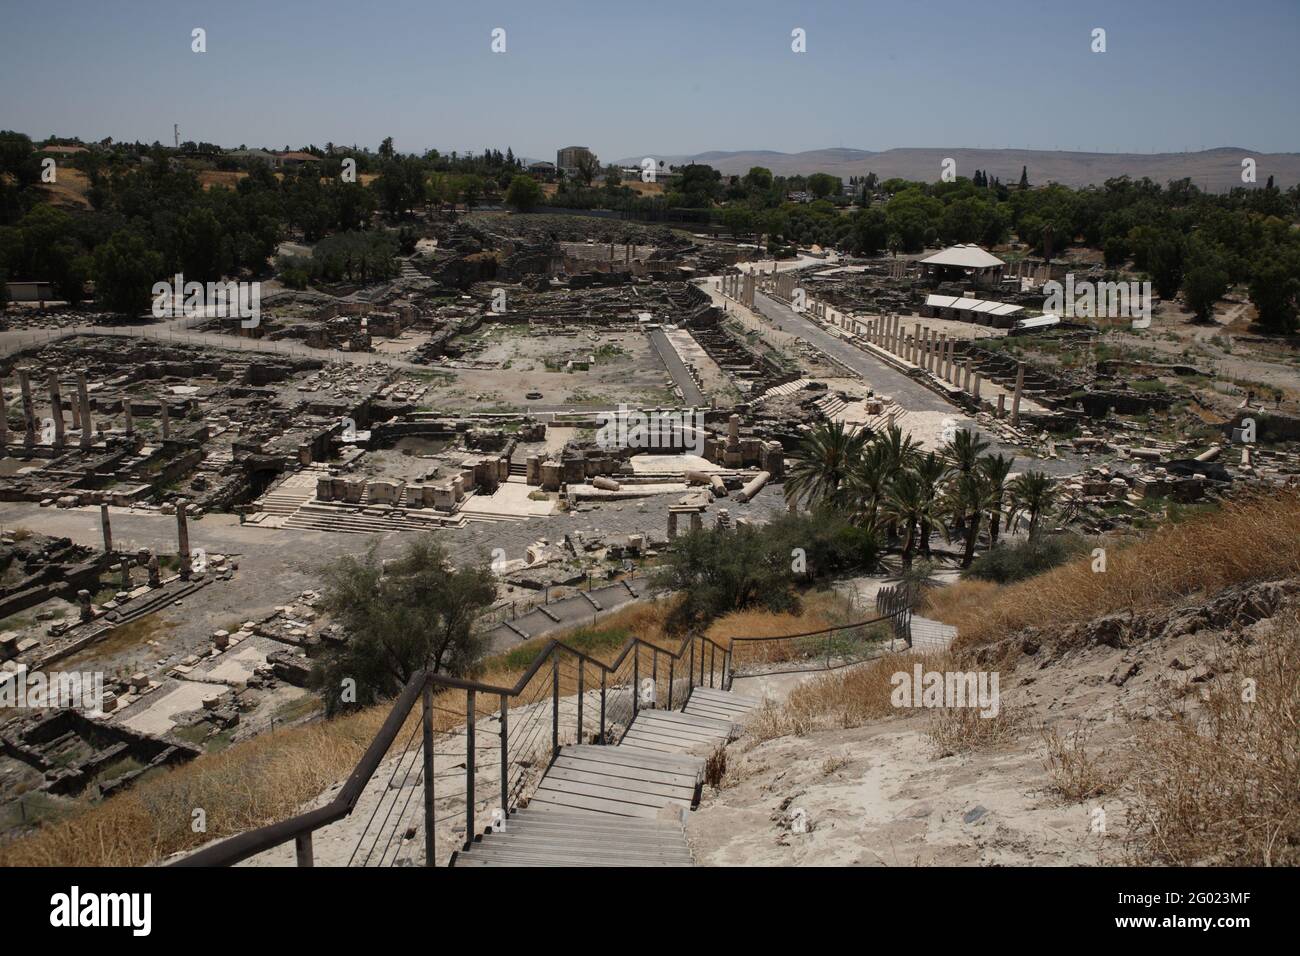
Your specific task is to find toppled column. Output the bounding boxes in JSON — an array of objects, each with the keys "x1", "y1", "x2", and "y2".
[
  {"x1": 100, "y1": 504, "x2": 113, "y2": 553},
  {"x1": 735, "y1": 471, "x2": 770, "y2": 503},
  {"x1": 47, "y1": 373, "x2": 64, "y2": 449},
  {"x1": 76, "y1": 371, "x2": 92, "y2": 450},
  {"x1": 709, "y1": 474, "x2": 728, "y2": 498},
  {"x1": 176, "y1": 500, "x2": 192, "y2": 579},
  {"x1": 592, "y1": 475, "x2": 621, "y2": 492},
  {"x1": 1010, "y1": 362, "x2": 1025, "y2": 426},
  {"x1": 18, "y1": 368, "x2": 36, "y2": 450}
]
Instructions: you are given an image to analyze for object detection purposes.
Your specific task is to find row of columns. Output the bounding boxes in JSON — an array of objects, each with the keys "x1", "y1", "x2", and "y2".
[
  {"x1": 0, "y1": 370, "x2": 106, "y2": 455},
  {"x1": 97, "y1": 498, "x2": 196, "y2": 583}
]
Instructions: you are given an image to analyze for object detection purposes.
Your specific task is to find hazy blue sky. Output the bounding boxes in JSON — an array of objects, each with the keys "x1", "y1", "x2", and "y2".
[{"x1": 3, "y1": 0, "x2": 1297, "y2": 160}]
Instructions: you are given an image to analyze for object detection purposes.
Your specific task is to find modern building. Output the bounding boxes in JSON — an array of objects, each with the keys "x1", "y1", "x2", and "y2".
[{"x1": 556, "y1": 146, "x2": 596, "y2": 179}]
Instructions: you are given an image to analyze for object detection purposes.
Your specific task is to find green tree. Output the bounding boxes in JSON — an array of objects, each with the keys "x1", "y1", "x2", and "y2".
[
  {"x1": 1183, "y1": 244, "x2": 1230, "y2": 322},
  {"x1": 311, "y1": 537, "x2": 496, "y2": 713},
  {"x1": 784, "y1": 421, "x2": 868, "y2": 511},
  {"x1": 92, "y1": 230, "x2": 164, "y2": 314},
  {"x1": 1247, "y1": 247, "x2": 1300, "y2": 334},
  {"x1": 505, "y1": 174, "x2": 543, "y2": 212},
  {"x1": 1009, "y1": 471, "x2": 1058, "y2": 539}
]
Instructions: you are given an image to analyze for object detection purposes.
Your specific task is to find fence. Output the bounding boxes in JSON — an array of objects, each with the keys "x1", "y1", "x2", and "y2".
[
  {"x1": 725, "y1": 611, "x2": 904, "y2": 680},
  {"x1": 171, "y1": 601, "x2": 911, "y2": 868}
]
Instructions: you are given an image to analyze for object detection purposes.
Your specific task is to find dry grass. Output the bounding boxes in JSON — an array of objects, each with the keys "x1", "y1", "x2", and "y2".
[
  {"x1": 1041, "y1": 723, "x2": 1114, "y2": 800},
  {"x1": 930, "y1": 489, "x2": 1300, "y2": 649},
  {"x1": 703, "y1": 745, "x2": 727, "y2": 790},
  {"x1": 1124, "y1": 611, "x2": 1300, "y2": 866},
  {"x1": 0, "y1": 598, "x2": 826, "y2": 867},
  {"x1": 926, "y1": 703, "x2": 1025, "y2": 755}
]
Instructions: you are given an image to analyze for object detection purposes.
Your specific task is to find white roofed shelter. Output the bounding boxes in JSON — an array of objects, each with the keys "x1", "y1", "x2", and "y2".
[{"x1": 920, "y1": 244, "x2": 1006, "y2": 289}]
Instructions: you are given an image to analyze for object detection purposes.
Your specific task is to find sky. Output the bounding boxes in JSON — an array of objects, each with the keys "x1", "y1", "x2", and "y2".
[{"x1": 2, "y1": 0, "x2": 1298, "y2": 162}]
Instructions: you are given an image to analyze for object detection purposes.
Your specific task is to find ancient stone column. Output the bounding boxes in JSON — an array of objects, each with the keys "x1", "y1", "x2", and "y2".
[
  {"x1": 100, "y1": 503, "x2": 113, "y2": 553},
  {"x1": 997, "y1": 393, "x2": 1006, "y2": 418},
  {"x1": 946, "y1": 341, "x2": 957, "y2": 383},
  {"x1": 1011, "y1": 362, "x2": 1025, "y2": 426},
  {"x1": 0, "y1": 378, "x2": 9, "y2": 453},
  {"x1": 963, "y1": 361, "x2": 972, "y2": 392},
  {"x1": 160, "y1": 402, "x2": 171, "y2": 441},
  {"x1": 727, "y1": 414, "x2": 740, "y2": 449},
  {"x1": 122, "y1": 398, "x2": 134, "y2": 436},
  {"x1": 667, "y1": 511, "x2": 678, "y2": 539},
  {"x1": 973, "y1": 374, "x2": 982, "y2": 401},
  {"x1": 119, "y1": 558, "x2": 132, "y2": 590},
  {"x1": 688, "y1": 512, "x2": 702, "y2": 532},
  {"x1": 76, "y1": 372, "x2": 92, "y2": 450},
  {"x1": 47, "y1": 373, "x2": 64, "y2": 449},
  {"x1": 18, "y1": 368, "x2": 36, "y2": 450},
  {"x1": 176, "y1": 500, "x2": 192, "y2": 579}
]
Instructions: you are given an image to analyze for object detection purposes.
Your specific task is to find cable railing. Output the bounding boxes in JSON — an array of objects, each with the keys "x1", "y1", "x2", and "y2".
[{"x1": 173, "y1": 600, "x2": 907, "y2": 868}]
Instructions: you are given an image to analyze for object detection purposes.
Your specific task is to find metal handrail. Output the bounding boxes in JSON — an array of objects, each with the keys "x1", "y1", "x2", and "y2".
[
  {"x1": 174, "y1": 627, "x2": 731, "y2": 867},
  {"x1": 174, "y1": 603, "x2": 908, "y2": 868}
]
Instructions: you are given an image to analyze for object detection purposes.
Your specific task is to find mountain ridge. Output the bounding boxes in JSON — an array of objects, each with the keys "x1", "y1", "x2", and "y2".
[{"x1": 612, "y1": 146, "x2": 1300, "y2": 190}]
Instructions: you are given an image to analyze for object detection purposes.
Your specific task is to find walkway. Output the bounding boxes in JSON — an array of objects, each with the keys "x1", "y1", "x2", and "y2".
[{"x1": 452, "y1": 686, "x2": 760, "y2": 866}]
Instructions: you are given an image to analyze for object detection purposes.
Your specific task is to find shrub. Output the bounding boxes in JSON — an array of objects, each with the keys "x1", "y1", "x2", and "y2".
[{"x1": 965, "y1": 533, "x2": 1091, "y2": 584}]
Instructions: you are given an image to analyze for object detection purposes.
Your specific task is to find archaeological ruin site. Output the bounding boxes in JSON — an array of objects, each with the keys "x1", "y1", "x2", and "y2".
[{"x1": 1, "y1": 5, "x2": 1297, "y2": 920}]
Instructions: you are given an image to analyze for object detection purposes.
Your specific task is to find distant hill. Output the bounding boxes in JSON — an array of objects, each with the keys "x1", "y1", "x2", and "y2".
[{"x1": 613, "y1": 147, "x2": 1300, "y2": 191}]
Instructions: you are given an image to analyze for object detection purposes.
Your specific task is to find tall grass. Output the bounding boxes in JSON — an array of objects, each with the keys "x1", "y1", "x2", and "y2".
[
  {"x1": 928, "y1": 489, "x2": 1300, "y2": 649},
  {"x1": 1125, "y1": 612, "x2": 1300, "y2": 866}
]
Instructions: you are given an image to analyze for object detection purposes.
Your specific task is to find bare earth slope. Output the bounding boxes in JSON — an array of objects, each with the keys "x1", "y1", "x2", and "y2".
[{"x1": 688, "y1": 580, "x2": 1298, "y2": 866}]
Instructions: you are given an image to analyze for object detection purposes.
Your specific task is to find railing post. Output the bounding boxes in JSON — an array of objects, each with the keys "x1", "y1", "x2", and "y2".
[
  {"x1": 465, "y1": 689, "x2": 476, "y2": 851},
  {"x1": 709, "y1": 644, "x2": 716, "y2": 688},
  {"x1": 688, "y1": 639, "x2": 695, "y2": 692},
  {"x1": 723, "y1": 647, "x2": 731, "y2": 689},
  {"x1": 599, "y1": 669, "x2": 607, "y2": 743},
  {"x1": 632, "y1": 645, "x2": 640, "y2": 721},
  {"x1": 651, "y1": 647, "x2": 659, "y2": 708},
  {"x1": 576, "y1": 660, "x2": 585, "y2": 744},
  {"x1": 423, "y1": 683, "x2": 435, "y2": 867},
  {"x1": 551, "y1": 654, "x2": 560, "y2": 757},
  {"x1": 667, "y1": 657, "x2": 674, "y2": 709},
  {"x1": 295, "y1": 832, "x2": 314, "y2": 867},
  {"x1": 499, "y1": 692, "x2": 509, "y2": 821}
]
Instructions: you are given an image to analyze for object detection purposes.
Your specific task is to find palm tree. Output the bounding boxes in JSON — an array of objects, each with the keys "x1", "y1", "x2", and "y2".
[
  {"x1": 846, "y1": 442, "x2": 893, "y2": 531},
  {"x1": 979, "y1": 453, "x2": 1015, "y2": 547},
  {"x1": 876, "y1": 423, "x2": 919, "y2": 474},
  {"x1": 881, "y1": 469, "x2": 945, "y2": 569},
  {"x1": 943, "y1": 427, "x2": 991, "y2": 475},
  {"x1": 912, "y1": 452, "x2": 951, "y2": 559},
  {"x1": 948, "y1": 471, "x2": 998, "y2": 568},
  {"x1": 784, "y1": 421, "x2": 868, "y2": 511},
  {"x1": 1008, "y1": 471, "x2": 1058, "y2": 539}
]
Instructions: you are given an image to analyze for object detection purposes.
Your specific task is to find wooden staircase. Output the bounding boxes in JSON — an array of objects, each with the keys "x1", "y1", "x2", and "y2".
[{"x1": 452, "y1": 687, "x2": 760, "y2": 867}]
